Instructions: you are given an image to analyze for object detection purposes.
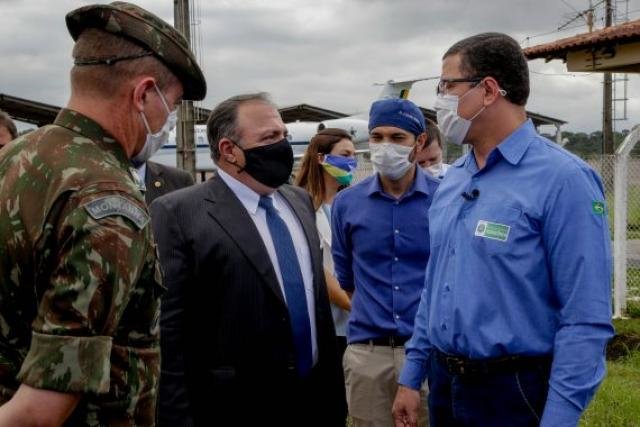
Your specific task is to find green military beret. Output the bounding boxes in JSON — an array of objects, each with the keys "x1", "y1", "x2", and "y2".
[{"x1": 66, "y1": 1, "x2": 206, "y2": 101}]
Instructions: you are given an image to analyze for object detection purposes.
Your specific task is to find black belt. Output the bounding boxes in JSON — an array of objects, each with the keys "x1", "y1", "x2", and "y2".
[
  {"x1": 352, "y1": 335, "x2": 410, "y2": 347},
  {"x1": 435, "y1": 350, "x2": 552, "y2": 376}
]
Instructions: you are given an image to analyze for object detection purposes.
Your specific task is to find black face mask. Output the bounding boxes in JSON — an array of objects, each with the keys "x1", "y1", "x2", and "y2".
[{"x1": 234, "y1": 138, "x2": 294, "y2": 188}]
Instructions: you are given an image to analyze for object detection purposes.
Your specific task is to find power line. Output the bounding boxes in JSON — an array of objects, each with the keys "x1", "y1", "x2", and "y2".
[
  {"x1": 530, "y1": 70, "x2": 595, "y2": 77},
  {"x1": 521, "y1": 0, "x2": 613, "y2": 46},
  {"x1": 521, "y1": 23, "x2": 592, "y2": 44}
]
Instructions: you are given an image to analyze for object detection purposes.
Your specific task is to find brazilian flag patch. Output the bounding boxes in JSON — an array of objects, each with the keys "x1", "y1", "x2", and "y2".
[{"x1": 592, "y1": 201, "x2": 605, "y2": 215}]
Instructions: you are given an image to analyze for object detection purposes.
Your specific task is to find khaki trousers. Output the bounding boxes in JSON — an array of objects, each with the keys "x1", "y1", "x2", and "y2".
[{"x1": 344, "y1": 343, "x2": 428, "y2": 427}]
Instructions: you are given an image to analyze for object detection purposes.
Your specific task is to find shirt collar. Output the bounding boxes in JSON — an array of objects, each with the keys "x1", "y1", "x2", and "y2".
[
  {"x1": 452, "y1": 155, "x2": 468, "y2": 168},
  {"x1": 496, "y1": 119, "x2": 536, "y2": 166},
  {"x1": 136, "y1": 162, "x2": 147, "y2": 182},
  {"x1": 54, "y1": 108, "x2": 129, "y2": 168},
  {"x1": 452, "y1": 119, "x2": 536, "y2": 169},
  {"x1": 366, "y1": 168, "x2": 432, "y2": 198},
  {"x1": 217, "y1": 168, "x2": 280, "y2": 215}
]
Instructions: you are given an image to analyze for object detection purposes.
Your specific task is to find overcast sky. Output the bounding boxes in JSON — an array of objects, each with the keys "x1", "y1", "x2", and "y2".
[{"x1": 2, "y1": 0, "x2": 640, "y2": 133}]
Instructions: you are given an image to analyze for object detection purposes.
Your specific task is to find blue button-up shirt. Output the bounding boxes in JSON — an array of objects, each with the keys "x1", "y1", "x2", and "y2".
[
  {"x1": 332, "y1": 168, "x2": 439, "y2": 343},
  {"x1": 399, "y1": 120, "x2": 614, "y2": 427}
]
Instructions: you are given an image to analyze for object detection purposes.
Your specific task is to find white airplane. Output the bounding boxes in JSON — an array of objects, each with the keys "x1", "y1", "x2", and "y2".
[
  {"x1": 149, "y1": 77, "x2": 433, "y2": 171},
  {"x1": 286, "y1": 77, "x2": 434, "y2": 156},
  {"x1": 148, "y1": 125, "x2": 212, "y2": 171}
]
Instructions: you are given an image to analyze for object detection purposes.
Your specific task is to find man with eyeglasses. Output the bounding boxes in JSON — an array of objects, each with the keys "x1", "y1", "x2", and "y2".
[{"x1": 393, "y1": 33, "x2": 613, "y2": 427}]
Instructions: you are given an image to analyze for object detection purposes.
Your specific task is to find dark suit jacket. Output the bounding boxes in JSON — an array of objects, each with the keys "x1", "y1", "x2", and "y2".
[
  {"x1": 150, "y1": 175, "x2": 346, "y2": 427},
  {"x1": 144, "y1": 161, "x2": 194, "y2": 205}
]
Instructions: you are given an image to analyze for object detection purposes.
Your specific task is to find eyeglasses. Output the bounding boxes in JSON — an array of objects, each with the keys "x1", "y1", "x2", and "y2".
[{"x1": 436, "y1": 77, "x2": 483, "y2": 95}]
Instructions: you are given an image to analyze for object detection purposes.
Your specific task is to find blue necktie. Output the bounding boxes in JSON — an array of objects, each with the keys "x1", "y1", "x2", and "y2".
[{"x1": 259, "y1": 195, "x2": 313, "y2": 377}]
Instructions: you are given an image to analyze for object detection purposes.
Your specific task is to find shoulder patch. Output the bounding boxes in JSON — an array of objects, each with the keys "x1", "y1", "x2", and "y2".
[{"x1": 84, "y1": 196, "x2": 149, "y2": 230}]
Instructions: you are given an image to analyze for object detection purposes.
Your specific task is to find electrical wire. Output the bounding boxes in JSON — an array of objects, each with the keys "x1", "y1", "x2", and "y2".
[{"x1": 530, "y1": 70, "x2": 596, "y2": 77}]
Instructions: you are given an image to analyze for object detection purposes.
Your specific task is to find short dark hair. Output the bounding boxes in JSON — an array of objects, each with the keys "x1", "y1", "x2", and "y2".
[
  {"x1": 444, "y1": 32, "x2": 529, "y2": 106},
  {"x1": 0, "y1": 110, "x2": 18, "y2": 139}
]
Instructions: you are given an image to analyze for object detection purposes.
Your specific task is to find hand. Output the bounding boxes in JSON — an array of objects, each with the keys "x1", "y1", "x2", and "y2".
[{"x1": 392, "y1": 385, "x2": 421, "y2": 427}]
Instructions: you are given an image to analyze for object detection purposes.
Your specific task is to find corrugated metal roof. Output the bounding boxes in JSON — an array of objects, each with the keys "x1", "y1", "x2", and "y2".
[
  {"x1": 279, "y1": 103, "x2": 348, "y2": 122},
  {"x1": 523, "y1": 19, "x2": 640, "y2": 60}
]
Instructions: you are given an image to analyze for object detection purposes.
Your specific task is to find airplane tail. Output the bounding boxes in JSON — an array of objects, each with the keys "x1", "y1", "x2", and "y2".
[{"x1": 376, "y1": 77, "x2": 437, "y2": 100}]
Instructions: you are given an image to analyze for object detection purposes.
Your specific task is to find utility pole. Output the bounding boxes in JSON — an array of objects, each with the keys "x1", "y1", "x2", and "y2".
[
  {"x1": 587, "y1": 0, "x2": 594, "y2": 32},
  {"x1": 174, "y1": 0, "x2": 196, "y2": 177},
  {"x1": 603, "y1": 0, "x2": 614, "y2": 155}
]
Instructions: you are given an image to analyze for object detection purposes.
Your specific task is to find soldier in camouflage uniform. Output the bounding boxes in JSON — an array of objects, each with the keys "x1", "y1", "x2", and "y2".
[{"x1": 0, "y1": 2, "x2": 205, "y2": 426}]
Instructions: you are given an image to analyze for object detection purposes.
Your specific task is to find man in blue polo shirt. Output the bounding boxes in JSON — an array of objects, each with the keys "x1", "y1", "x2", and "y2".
[
  {"x1": 392, "y1": 33, "x2": 613, "y2": 427},
  {"x1": 332, "y1": 98, "x2": 438, "y2": 427}
]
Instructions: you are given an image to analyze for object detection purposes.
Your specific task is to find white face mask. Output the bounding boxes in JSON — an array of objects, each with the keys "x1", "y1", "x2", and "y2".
[
  {"x1": 434, "y1": 85, "x2": 487, "y2": 146},
  {"x1": 369, "y1": 142, "x2": 414, "y2": 180},
  {"x1": 422, "y1": 162, "x2": 443, "y2": 178},
  {"x1": 134, "y1": 84, "x2": 178, "y2": 165}
]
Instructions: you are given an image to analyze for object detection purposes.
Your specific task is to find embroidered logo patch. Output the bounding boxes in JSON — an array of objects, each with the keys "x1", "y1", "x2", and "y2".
[
  {"x1": 84, "y1": 196, "x2": 149, "y2": 230},
  {"x1": 592, "y1": 201, "x2": 605, "y2": 215},
  {"x1": 474, "y1": 220, "x2": 510, "y2": 242}
]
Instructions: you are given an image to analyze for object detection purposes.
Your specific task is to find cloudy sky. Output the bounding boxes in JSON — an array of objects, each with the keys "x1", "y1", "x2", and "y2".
[{"x1": 2, "y1": 0, "x2": 640, "y2": 133}]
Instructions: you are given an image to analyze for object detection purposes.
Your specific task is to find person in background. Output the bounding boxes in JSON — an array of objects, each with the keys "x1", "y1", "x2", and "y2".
[
  {"x1": 413, "y1": 118, "x2": 450, "y2": 179},
  {"x1": 140, "y1": 160, "x2": 195, "y2": 205},
  {"x1": 0, "y1": 110, "x2": 18, "y2": 149},
  {"x1": 393, "y1": 32, "x2": 613, "y2": 427},
  {"x1": 295, "y1": 127, "x2": 357, "y2": 358},
  {"x1": 332, "y1": 98, "x2": 438, "y2": 427}
]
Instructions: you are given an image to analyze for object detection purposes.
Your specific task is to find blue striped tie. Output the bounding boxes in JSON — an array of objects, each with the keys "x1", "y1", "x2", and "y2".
[{"x1": 259, "y1": 196, "x2": 313, "y2": 377}]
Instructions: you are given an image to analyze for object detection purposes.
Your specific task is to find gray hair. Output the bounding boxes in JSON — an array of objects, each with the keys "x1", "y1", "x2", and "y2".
[{"x1": 206, "y1": 92, "x2": 275, "y2": 160}]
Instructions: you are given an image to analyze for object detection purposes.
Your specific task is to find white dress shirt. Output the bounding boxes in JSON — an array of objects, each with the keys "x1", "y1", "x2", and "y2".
[
  {"x1": 217, "y1": 169, "x2": 318, "y2": 365},
  {"x1": 136, "y1": 162, "x2": 147, "y2": 182}
]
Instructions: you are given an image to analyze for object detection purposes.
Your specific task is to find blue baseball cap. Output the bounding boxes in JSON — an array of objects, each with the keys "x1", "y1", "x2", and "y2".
[{"x1": 368, "y1": 98, "x2": 426, "y2": 137}]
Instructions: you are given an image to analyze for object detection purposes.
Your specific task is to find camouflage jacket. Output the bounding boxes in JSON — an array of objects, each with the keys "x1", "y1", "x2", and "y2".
[{"x1": 0, "y1": 109, "x2": 164, "y2": 426}]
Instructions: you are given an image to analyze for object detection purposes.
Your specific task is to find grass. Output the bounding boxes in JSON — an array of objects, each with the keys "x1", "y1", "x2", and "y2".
[
  {"x1": 580, "y1": 352, "x2": 640, "y2": 426},
  {"x1": 625, "y1": 268, "x2": 640, "y2": 302},
  {"x1": 581, "y1": 318, "x2": 640, "y2": 426}
]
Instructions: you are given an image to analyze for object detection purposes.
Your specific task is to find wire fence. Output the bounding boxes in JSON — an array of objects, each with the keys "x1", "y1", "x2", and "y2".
[{"x1": 585, "y1": 155, "x2": 640, "y2": 314}]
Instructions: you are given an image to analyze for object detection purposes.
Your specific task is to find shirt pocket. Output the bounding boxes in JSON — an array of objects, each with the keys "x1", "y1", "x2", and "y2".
[
  {"x1": 467, "y1": 204, "x2": 523, "y2": 256},
  {"x1": 428, "y1": 205, "x2": 450, "y2": 250}
]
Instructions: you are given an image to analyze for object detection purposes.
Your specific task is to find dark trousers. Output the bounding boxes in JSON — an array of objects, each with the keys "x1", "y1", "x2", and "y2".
[
  {"x1": 191, "y1": 365, "x2": 347, "y2": 427},
  {"x1": 427, "y1": 352, "x2": 551, "y2": 427}
]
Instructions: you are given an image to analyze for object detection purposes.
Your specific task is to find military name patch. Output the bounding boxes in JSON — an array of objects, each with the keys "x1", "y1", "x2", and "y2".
[
  {"x1": 592, "y1": 201, "x2": 605, "y2": 215},
  {"x1": 84, "y1": 196, "x2": 149, "y2": 230},
  {"x1": 474, "y1": 220, "x2": 510, "y2": 242}
]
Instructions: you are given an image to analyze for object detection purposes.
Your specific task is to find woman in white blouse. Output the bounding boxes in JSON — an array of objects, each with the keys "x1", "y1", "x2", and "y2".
[{"x1": 295, "y1": 128, "x2": 357, "y2": 357}]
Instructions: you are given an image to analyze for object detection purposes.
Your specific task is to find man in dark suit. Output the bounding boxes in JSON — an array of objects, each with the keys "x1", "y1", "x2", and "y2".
[
  {"x1": 143, "y1": 160, "x2": 194, "y2": 205},
  {"x1": 151, "y1": 93, "x2": 347, "y2": 427}
]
